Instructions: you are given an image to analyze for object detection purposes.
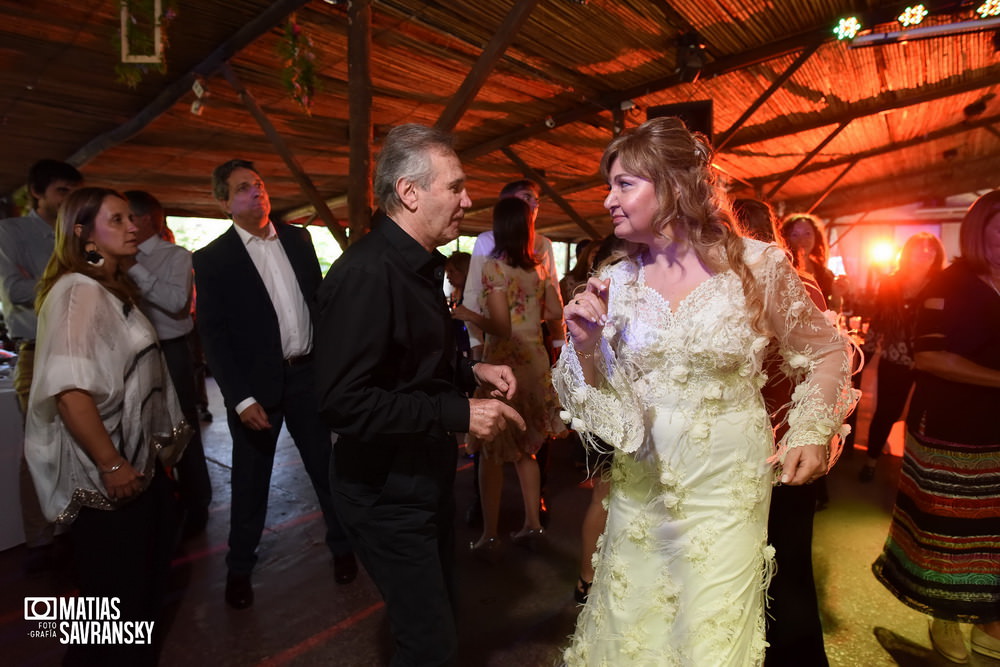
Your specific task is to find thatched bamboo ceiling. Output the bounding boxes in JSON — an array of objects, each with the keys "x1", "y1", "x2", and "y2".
[{"x1": 2, "y1": 0, "x2": 998, "y2": 241}]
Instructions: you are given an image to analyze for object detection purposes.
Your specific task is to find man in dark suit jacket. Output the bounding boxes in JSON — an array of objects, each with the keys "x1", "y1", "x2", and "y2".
[{"x1": 193, "y1": 159, "x2": 354, "y2": 610}]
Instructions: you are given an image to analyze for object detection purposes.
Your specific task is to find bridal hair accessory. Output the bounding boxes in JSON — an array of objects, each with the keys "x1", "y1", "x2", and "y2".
[{"x1": 85, "y1": 247, "x2": 105, "y2": 267}]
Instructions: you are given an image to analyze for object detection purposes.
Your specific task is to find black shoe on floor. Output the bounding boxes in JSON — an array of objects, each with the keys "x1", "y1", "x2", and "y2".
[
  {"x1": 333, "y1": 553, "x2": 358, "y2": 585},
  {"x1": 858, "y1": 464, "x2": 876, "y2": 483},
  {"x1": 225, "y1": 572, "x2": 254, "y2": 609},
  {"x1": 465, "y1": 502, "x2": 483, "y2": 529}
]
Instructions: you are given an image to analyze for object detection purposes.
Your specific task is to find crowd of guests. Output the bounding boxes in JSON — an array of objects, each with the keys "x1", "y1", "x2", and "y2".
[{"x1": 0, "y1": 117, "x2": 997, "y2": 666}]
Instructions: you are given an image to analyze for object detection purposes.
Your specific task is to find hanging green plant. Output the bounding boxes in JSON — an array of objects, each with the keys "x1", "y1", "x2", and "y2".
[
  {"x1": 277, "y1": 13, "x2": 319, "y2": 114},
  {"x1": 114, "y1": 0, "x2": 178, "y2": 89}
]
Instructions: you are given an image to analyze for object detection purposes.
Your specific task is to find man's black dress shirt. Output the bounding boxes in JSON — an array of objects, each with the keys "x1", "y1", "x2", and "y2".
[{"x1": 315, "y1": 214, "x2": 475, "y2": 450}]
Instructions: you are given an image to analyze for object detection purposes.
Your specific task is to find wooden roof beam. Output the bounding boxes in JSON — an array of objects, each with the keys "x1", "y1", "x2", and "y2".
[
  {"x1": 752, "y1": 113, "x2": 1000, "y2": 186},
  {"x1": 501, "y1": 147, "x2": 601, "y2": 240},
  {"x1": 435, "y1": 0, "x2": 542, "y2": 132},
  {"x1": 459, "y1": 26, "x2": 836, "y2": 161},
  {"x1": 66, "y1": 0, "x2": 312, "y2": 168},
  {"x1": 222, "y1": 64, "x2": 349, "y2": 250},
  {"x1": 785, "y1": 152, "x2": 1000, "y2": 218},
  {"x1": 806, "y1": 160, "x2": 859, "y2": 215},
  {"x1": 765, "y1": 121, "x2": 850, "y2": 199},
  {"x1": 724, "y1": 64, "x2": 1000, "y2": 149},
  {"x1": 714, "y1": 41, "x2": 822, "y2": 151}
]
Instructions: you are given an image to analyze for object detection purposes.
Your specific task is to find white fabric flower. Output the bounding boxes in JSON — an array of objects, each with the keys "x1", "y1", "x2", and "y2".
[
  {"x1": 669, "y1": 364, "x2": 690, "y2": 383},
  {"x1": 788, "y1": 300, "x2": 806, "y2": 317},
  {"x1": 703, "y1": 382, "x2": 724, "y2": 400},
  {"x1": 787, "y1": 353, "x2": 810, "y2": 369},
  {"x1": 750, "y1": 336, "x2": 770, "y2": 354},
  {"x1": 571, "y1": 417, "x2": 586, "y2": 431},
  {"x1": 559, "y1": 410, "x2": 572, "y2": 424},
  {"x1": 689, "y1": 422, "x2": 710, "y2": 441}
]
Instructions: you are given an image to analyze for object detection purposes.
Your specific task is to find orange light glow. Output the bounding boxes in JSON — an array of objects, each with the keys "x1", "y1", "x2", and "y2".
[{"x1": 869, "y1": 240, "x2": 897, "y2": 267}]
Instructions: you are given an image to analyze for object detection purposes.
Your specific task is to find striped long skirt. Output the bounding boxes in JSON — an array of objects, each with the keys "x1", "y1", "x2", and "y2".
[{"x1": 872, "y1": 429, "x2": 1000, "y2": 622}]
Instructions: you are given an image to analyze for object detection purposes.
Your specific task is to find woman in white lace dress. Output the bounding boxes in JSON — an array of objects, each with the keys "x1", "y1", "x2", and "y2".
[{"x1": 554, "y1": 118, "x2": 857, "y2": 666}]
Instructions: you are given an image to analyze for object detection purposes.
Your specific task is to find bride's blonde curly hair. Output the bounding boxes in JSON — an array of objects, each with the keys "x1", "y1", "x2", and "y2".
[{"x1": 598, "y1": 117, "x2": 766, "y2": 334}]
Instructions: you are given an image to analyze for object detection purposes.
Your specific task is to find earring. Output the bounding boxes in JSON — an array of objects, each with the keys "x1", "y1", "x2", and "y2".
[{"x1": 85, "y1": 247, "x2": 105, "y2": 267}]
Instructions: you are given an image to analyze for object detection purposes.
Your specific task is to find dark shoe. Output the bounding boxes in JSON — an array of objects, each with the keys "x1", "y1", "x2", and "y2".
[
  {"x1": 465, "y1": 502, "x2": 483, "y2": 529},
  {"x1": 225, "y1": 572, "x2": 254, "y2": 609},
  {"x1": 182, "y1": 508, "x2": 209, "y2": 539},
  {"x1": 574, "y1": 576, "x2": 592, "y2": 604},
  {"x1": 510, "y1": 528, "x2": 546, "y2": 551},
  {"x1": 469, "y1": 537, "x2": 502, "y2": 564},
  {"x1": 333, "y1": 553, "x2": 357, "y2": 585},
  {"x1": 858, "y1": 463, "x2": 876, "y2": 483},
  {"x1": 23, "y1": 544, "x2": 55, "y2": 577}
]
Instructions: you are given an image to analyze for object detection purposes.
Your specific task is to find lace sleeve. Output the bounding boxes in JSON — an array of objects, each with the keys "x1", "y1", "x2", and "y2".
[
  {"x1": 755, "y1": 245, "x2": 859, "y2": 465},
  {"x1": 552, "y1": 265, "x2": 646, "y2": 454}
]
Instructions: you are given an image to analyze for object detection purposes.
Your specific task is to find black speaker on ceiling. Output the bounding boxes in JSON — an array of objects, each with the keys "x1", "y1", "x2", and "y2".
[{"x1": 646, "y1": 100, "x2": 714, "y2": 144}]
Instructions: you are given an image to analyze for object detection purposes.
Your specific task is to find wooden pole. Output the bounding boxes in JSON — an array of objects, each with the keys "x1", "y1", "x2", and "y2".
[
  {"x1": 766, "y1": 121, "x2": 850, "y2": 199},
  {"x1": 347, "y1": 0, "x2": 373, "y2": 242},
  {"x1": 435, "y1": 0, "x2": 542, "y2": 132},
  {"x1": 221, "y1": 63, "x2": 349, "y2": 250}
]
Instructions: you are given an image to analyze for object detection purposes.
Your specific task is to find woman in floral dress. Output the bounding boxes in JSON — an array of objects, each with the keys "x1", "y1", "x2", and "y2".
[{"x1": 453, "y1": 197, "x2": 565, "y2": 557}]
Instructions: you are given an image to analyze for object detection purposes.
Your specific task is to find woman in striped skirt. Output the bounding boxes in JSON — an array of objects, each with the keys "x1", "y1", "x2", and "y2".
[{"x1": 872, "y1": 190, "x2": 1000, "y2": 663}]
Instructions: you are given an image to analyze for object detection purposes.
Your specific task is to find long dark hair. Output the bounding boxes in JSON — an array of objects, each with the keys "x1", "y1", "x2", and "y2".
[{"x1": 491, "y1": 197, "x2": 537, "y2": 270}]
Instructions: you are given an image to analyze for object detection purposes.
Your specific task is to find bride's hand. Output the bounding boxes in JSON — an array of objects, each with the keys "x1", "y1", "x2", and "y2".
[
  {"x1": 565, "y1": 277, "x2": 610, "y2": 355},
  {"x1": 780, "y1": 444, "x2": 828, "y2": 485}
]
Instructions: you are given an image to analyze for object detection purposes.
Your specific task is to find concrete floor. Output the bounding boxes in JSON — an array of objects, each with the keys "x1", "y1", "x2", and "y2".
[{"x1": 3, "y1": 362, "x2": 1000, "y2": 666}]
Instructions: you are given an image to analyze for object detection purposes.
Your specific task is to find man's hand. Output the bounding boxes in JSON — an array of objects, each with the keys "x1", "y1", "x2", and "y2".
[
  {"x1": 473, "y1": 363, "x2": 517, "y2": 400},
  {"x1": 468, "y1": 399, "x2": 526, "y2": 441},
  {"x1": 238, "y1": 402, "x2": 271, "y2": 431},
  {"x1": 780, "y1": 444, "x2": 828, "y2": 485}
]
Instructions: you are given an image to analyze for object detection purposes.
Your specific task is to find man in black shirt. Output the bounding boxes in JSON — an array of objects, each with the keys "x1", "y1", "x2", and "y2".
[{"x1": 315, "y1": 124, "x2": 525, "y2": 666}]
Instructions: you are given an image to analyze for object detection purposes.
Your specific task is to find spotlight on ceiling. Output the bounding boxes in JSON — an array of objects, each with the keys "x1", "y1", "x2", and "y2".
[
  {"x1": 675, "y1": 32, "x2": 708, "y2": 83},
  {"x1": 898, "y1": 4, "x2": 928, "y2": 27},
  {"x1": 834, "y1": 16, "x2": 863, "y2": 40},
  {"x1": 978, "y1": 0, "x2": 1000, "y2": 18}
]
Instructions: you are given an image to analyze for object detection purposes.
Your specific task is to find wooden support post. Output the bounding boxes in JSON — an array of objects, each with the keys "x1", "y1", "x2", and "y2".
[
  {"x1": 501, "y1": 147, "x2": 601, "y2": 240},
  {"x1": 766, "y1": 121, "x2": 850, "y2": 199},
  {"x1": 435, "y1": 0, "x2": 542, "y2": 132},
  {"x1": 807, "y1": 160, "x2": 859, "y2": 214},
  {"x1": 348, "y1": 0, "x2": 373, "y2": 242},
  {"x1": 714, "y1": 41, "x2": 821, "y2": 152},
  {"x1": 221, "y1": 63, "x2": 349, "y2": 250}
]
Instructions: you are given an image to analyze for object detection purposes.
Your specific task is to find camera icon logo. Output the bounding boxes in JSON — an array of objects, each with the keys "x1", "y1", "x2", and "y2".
[{"x1": 24, "y1": 597, "x2": 57, "y2": 621}]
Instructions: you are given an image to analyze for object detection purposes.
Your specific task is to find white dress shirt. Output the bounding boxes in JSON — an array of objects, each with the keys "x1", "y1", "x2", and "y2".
[
  {"x1": 128, "y1": 235, "x2": 195, "y2": 340},
  {"x1": 233, "y1": 223, "x2": 313, "y2": 414}
]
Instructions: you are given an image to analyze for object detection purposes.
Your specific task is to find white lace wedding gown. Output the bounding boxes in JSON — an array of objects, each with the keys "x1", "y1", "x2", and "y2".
[{"x1": 554, "y1": 239, "x2": 856, "y2": 666}]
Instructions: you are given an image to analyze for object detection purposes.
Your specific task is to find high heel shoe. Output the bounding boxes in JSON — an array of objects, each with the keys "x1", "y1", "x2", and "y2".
[
  {"x1": 573, "y1": 576, "x2": 592, "y2": 604},
  {"x1": 510, "y1": 528, "x2": 546, "y2": 551},
  {"x1": 469, "y1": 537, "x2": 502, "y2": 564}
]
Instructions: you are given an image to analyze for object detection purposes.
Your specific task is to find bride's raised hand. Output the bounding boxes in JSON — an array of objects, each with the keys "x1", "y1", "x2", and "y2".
[{"x1": 565, "y1": 277, "x2": 610, "y2": 354}]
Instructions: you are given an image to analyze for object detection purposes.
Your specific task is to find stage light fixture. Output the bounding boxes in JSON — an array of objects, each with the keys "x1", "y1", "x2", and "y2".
[
  {"x1": 834, "y1": 16, "x2": 863, "y2": 40},
  {"x1": 978, "y1": 0, "x2": 1000, "y2": 17},
  {"x1": 898, "y1": 5, "x2": 928, "y2": 27}
]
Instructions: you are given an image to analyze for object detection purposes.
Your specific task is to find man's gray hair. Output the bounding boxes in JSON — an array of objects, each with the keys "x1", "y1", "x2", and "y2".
[{"x1": 375, "y1": 124, "x2": 455, "y2": 214}]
